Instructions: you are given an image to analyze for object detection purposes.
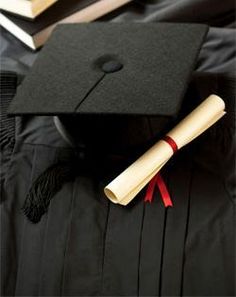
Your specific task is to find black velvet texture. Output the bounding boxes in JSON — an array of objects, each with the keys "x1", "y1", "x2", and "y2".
[
  {"x1": 1, "y1": 71, "x2": 235, "y2": 296},
  {"x1": 9, "y1": 23, "x2": 208, "y2": 116},
  {"x1": 0, "y1": 71, "x2": 17, "y2": 150}
]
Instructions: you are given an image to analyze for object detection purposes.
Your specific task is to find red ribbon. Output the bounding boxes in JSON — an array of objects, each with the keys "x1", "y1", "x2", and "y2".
[
  {"x1": 144, "y1": 135, "x2": 178, "y2": 207},
  {"x1": 162, "y1": 135, "x2": 178, "y2": 153}
]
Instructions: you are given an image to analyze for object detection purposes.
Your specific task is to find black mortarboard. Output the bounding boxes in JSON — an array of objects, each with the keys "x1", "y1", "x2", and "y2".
[
  {"x1": 10, "y1": 22, "x2": 209, "y2": 223},
  {"x1": 9, "y1": 22, "x2": 208, "y2": 116}
]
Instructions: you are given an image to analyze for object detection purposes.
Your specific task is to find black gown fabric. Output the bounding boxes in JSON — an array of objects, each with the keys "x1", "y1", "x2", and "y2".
[
  {"x1": 1, "y1": 70, "x2": 235, "y2": 296},
  {"x1": 1, "y1": 1, "x2": 235, "y2": 296}
]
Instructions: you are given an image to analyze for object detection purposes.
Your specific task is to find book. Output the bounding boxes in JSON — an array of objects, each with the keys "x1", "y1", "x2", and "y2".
[
  {"x1": 0, "y1": 0, "x2": 132, "y2": 50},
  {"x1": 104, "y1": 95, "x2": 226, "y2": 205},
  {"x1": 0, "y1": 0, "x2": 58, "y2": 19}
]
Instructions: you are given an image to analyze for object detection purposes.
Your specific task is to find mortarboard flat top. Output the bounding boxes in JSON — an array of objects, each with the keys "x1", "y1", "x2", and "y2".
[{"x1": 9, "y1": 23, "x2": 208, "y2": 116}]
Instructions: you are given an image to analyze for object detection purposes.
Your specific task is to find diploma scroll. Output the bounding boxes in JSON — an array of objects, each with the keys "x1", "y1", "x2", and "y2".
[{"x1": 104, "y1": 94, "x2": 226, "y2": 205}]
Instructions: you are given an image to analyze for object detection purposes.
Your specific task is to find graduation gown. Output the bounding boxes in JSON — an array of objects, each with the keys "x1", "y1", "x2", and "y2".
[{"x1": 1, "y1": 70, "x2": 235, "y2": 296}]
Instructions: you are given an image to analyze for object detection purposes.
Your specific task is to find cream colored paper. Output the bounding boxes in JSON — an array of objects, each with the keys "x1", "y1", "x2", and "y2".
[{"x1": 104, "y1": 94, "x2": 226, "y2": 205}]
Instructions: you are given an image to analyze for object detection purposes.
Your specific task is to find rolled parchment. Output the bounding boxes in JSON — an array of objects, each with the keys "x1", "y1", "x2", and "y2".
[{"x1": 104, "y1": 94, "x2": 226, "y2": 205}]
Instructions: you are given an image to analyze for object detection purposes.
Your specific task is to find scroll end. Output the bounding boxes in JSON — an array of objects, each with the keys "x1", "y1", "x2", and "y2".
[{"x1": 104, "y1": 187, "x2": 119, "y2": 204}]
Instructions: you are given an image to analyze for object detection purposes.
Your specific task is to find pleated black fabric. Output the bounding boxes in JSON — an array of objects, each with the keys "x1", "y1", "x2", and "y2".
[
  {"x1": 1, "y1": 70, "x2": 235, "y2": 296},
  {"x1": 0, "y1": 71, "x2": 17, "y2": 204},
  {"x1": 0, "y1": 72, "x2": 17, "y2": 149},
  {"x1": 1, "y1": 0, "x2": 236, "y2": 295}
]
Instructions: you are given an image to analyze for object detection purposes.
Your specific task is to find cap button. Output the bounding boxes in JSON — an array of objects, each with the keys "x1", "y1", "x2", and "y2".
[{"x1": 102, "y1": 60, "x2": 123, "y2": 73}]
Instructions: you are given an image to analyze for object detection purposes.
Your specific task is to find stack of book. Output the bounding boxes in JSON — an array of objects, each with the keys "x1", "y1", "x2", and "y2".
[{"x1": 0, "y1": 0, "x2": 132, "y2": 50}]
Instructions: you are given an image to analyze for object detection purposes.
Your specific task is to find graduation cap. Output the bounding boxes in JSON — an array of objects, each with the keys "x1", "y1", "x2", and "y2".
[
  {"x1": 8, "y1": 22, "x2": 209, "y2": 223},
  {"x1": 9, "y1": 22, "x2": 208, "y2": 116}
]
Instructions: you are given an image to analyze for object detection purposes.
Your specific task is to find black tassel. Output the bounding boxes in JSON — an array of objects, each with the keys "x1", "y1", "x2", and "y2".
[{"x1": 22, "y1": 162, "x2": 77, "y2": 223}]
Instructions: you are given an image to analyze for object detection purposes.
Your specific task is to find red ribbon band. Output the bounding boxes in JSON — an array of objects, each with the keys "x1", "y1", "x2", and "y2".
[
  {"x1": 144, "y1": 135, "x2": 178, "y2": 207},
  {"x1": 162, "y1": 135, "x2": 178, "y2": 153}
]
